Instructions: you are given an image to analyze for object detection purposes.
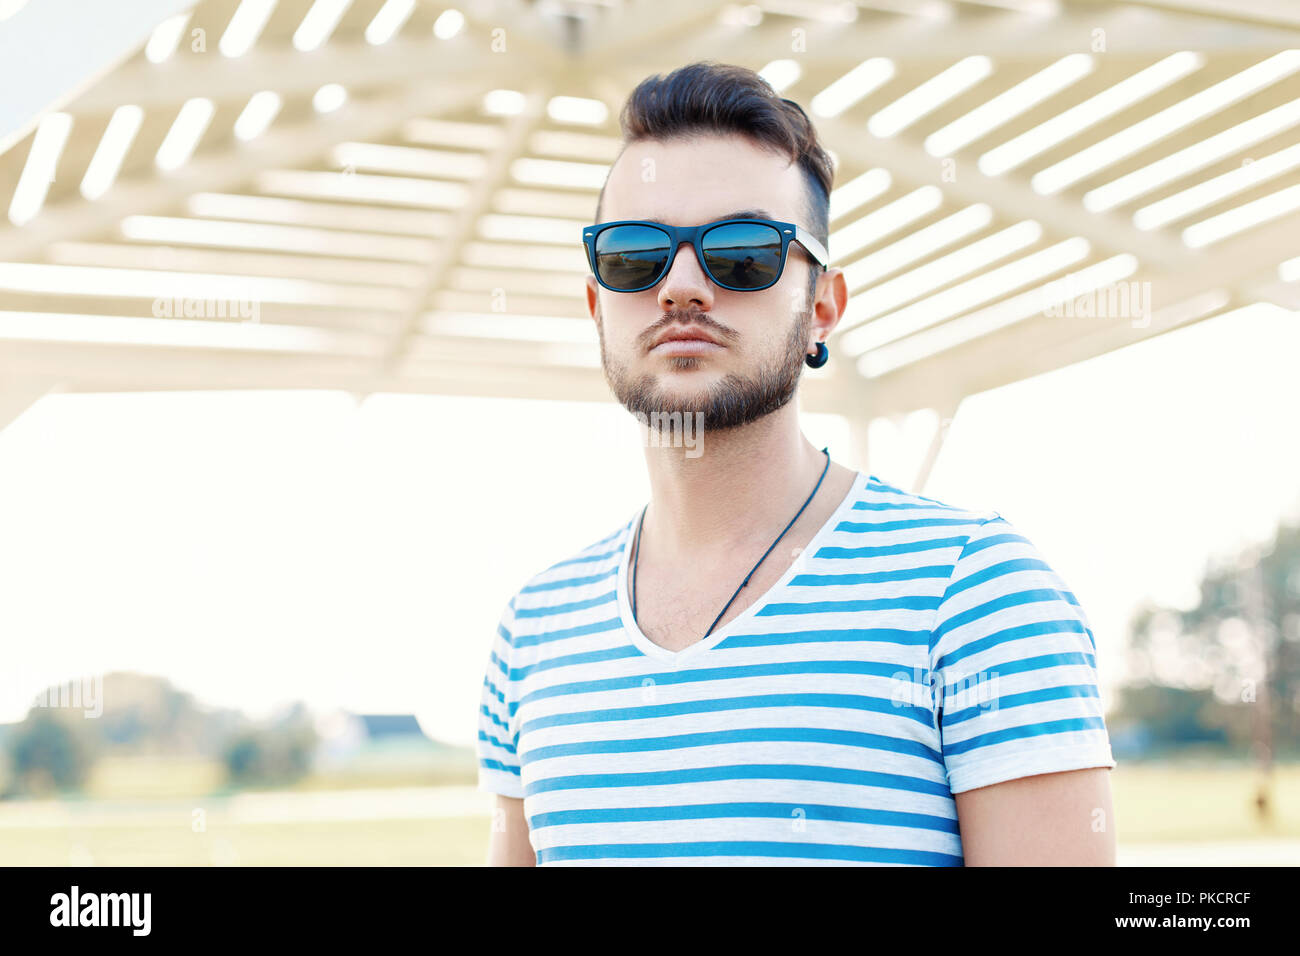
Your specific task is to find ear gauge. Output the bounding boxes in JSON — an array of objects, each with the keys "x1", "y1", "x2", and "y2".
[{"x1": 805, "y1": 340, "x2": 829, "y2": 368}]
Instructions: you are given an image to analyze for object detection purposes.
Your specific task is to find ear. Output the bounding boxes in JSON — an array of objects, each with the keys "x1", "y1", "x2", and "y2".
[
  {"x1": 585, "y1": 275, "x2": 601, "y2": 324},
  {"x1": 812, "y1": 267, "x2": 848, "y2": 341}
]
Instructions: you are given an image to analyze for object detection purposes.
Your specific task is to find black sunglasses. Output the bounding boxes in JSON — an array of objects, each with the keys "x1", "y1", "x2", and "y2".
[{"x1": 583, "y1": 217, "x2": 830, "y2": 293}]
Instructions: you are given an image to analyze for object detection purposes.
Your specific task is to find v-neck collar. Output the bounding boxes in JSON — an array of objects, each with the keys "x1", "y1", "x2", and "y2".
[{"x1": 615, "y1": 470, "x2": 867, "y2": 665}]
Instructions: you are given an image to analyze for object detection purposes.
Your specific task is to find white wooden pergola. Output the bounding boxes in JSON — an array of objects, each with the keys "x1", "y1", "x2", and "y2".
[{"x1": 1, "y1": 0, "x2": 1297, "y2": 477}]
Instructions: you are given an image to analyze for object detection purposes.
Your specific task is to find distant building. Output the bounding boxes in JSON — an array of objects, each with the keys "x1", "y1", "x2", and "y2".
[
  {"x1": 355, "y1": 714, "x2": 434, "y2": 741},
  {"x1": 312, "y1": 709, "x2": 470, "y2": 781}
]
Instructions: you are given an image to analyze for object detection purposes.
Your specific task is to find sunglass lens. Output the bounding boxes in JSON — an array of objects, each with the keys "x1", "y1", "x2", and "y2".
[
  {"x1": 701, "y1": 222, "x2": 783, "y2": 289},
  {"x1": 593, "y1": 225, "x2": 672, "y2": 290}
]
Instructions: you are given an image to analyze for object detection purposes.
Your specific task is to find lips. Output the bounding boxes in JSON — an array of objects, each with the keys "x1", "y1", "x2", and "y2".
[{"x1": 652, "y1": 326, "x2": 721, "y2": 349}]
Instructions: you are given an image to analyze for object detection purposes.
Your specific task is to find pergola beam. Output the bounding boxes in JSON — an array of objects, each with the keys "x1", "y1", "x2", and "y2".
[
  {"x1": 0, "y1": 0, "x2": 1293, "y2": 427},
  {"x1": 913, "y1": 397, "x2": 962, "y2": 493},
  {"x1": 576, "y1": 0, "x2": 735, "y2": 64},
  {"x1": 0, "y1": 70, "x2": 505, "y2": 263},
  {"x1": 71, "y1": 34, "x2": 557, "y2": 113},
  {"x1": 649, "y1": 4, "x2": 1300, "y2": 65},
  {"x1": 861, "y1": 213, "x2": 1299, "y2": 415},
  {"x1": 0, "y1": 375, "x2": 59, "y2": 432},
  {"x1": 800, "y1": 113, "x2": 1200, "y2": 273},
  {"x1": 0, "y1": 335, "x2": 601, "y2": 401},
  {"x1": 380, "y1": 86, "x2": 552, "y2": 373},
  {"x1": 1070, "y1": 0, "x2": 1300, "y2": 30},
  {"x1": 0, "y1": 335, "x2": 849, "y2": 412}
]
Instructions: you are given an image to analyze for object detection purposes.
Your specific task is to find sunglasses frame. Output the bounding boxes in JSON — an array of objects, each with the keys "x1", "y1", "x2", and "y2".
[{"x1": 582, "y1": 217, "x2": 830, "y2": 293}]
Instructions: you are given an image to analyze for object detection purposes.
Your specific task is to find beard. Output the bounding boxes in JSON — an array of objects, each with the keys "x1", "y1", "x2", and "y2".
[{"x1": 596, "y1": 302, "x2": 813, "y2": 433}]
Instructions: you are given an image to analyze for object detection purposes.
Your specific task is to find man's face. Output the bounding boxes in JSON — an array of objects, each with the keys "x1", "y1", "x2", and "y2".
[{"x1": 585, "y1": 133, "x2": 828, "y2": 433}]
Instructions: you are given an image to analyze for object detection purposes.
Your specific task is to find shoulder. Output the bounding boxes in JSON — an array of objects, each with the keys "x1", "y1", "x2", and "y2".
[
  {"x1": 848, "y1": 473, "x2": 1007, "y2": 550},
  {"x1": 854, "y1": 473, "x2": 998, "y2": 521},
  {"x1": 503, "y1": 515, "x2": 634, "y2": 621},
  {"x1": 851, "y1": 474, "x2": 1062, "y2": 601},
  {"x1": 859, "y1": 479, "x2": 1097, "y2": 657}
]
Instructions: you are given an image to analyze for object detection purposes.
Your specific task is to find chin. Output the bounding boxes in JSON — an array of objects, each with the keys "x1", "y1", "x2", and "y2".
[{"x1": 655, "y1": 356, "x2": 720, "y2": 373}]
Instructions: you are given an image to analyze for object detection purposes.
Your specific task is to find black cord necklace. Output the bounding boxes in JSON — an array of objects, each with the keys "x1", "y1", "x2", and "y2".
[{"x1": 629, "y1": 447, "x2": 832, "y2": 642}]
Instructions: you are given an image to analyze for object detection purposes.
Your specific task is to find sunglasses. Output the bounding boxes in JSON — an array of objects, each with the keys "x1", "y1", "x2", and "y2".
[{"x1": 583, "y1": 217, "x2": 830, "y2": 293}]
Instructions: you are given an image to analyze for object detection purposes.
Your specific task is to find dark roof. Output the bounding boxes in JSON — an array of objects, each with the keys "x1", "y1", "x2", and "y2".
[{"x1": 356, "y1": 714, "x2": 426, "y2": 739}]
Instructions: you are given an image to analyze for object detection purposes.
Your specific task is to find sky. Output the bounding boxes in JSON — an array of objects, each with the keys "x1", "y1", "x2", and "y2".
[{"x1": 1, "y1": 302, "x2": 1297, "y2": 745}]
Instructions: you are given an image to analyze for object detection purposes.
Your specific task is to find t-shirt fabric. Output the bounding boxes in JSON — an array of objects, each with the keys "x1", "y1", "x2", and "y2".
[{"x1": 476, "y1": 470, "x2": 1115, "y2": 865}]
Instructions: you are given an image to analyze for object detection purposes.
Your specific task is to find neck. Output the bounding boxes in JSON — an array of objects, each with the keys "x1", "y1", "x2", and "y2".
[{"x1": 638, "y1": 403, "x2": 829, "y2": 558}]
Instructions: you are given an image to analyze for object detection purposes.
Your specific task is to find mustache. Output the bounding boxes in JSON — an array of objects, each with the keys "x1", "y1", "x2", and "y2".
[{"x1": 640, "y1": 310, "x2": 739, "y2": 349}]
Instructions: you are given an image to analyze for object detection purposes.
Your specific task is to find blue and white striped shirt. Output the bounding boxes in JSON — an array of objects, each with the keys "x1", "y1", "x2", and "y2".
[{"x1": 476, "y1": 471, "x2": 1115, "y2": 865}]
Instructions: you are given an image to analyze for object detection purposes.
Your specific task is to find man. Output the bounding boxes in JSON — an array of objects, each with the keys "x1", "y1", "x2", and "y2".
[{"x1": 477, "y1": 62, "x2": 1116, "y2": 866}]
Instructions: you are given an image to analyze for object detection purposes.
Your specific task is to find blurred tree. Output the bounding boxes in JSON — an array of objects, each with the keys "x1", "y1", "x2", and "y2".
[
  {"x1": 221, "y1": 711, "x2": 318, "y2": 788},
  {"x1": 1124, "y1": 518, "x2": 1300, "y2": 819},
  {"x1": 95, "y1": 672, "x2": 244, "y2": 755},
  {"x1": 0, "y1": 671, "x2": 319, "y2": 796},
  {"x1": 1107, "y1": 684, "x2": 1235, "y2": 751},
  {"x1": 6, "y1": 711, "x2": 95, "y2": 796}
]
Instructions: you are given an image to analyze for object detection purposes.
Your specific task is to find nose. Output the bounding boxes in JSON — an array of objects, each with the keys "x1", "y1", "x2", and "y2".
[{"x1": 657, "y1": 240, "x2": 715, "y2": 312}]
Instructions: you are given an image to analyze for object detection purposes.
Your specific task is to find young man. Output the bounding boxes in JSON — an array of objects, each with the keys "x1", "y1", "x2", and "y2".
[{"x1": 477, "y1": 62, "x2": 1116, "y2": 866}]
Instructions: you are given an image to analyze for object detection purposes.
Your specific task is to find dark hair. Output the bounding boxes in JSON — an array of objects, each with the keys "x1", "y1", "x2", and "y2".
[{"x1": 596, "y1": 61, "x2": 835, "y2": 290}]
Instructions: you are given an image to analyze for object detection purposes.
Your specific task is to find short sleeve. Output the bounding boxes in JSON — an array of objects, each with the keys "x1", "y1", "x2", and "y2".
[
  {"x1": 929, "y1": 516, "x2": 1116, "y2": 794},
  {"x1": 476, "y1": 596, "x2": 524, "y2": 798}
]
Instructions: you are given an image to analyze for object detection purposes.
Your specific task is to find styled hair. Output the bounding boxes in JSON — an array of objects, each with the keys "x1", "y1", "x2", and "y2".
[{"x1": 596, "y1": 61, "x2": 835, "y2": 291}]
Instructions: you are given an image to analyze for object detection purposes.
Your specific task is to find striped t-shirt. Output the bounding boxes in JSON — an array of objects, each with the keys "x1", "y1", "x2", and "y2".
[{"x1": 476, "y1": 470, "x2": 1115, "y2": 865}]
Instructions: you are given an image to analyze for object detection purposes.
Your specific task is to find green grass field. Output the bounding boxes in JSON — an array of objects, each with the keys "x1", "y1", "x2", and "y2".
[
  {"x1": 1, "y1": 815, "x2": 491, "y2": 866},
  {"x1": 1110, "y1": 760, "x2": 1300, "y2": 843},
  {"x1": 1, "y1": 758, "x2": 1296, "y2": 865}
]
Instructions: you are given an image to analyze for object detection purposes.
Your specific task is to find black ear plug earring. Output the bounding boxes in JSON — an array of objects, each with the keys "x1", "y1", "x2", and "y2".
[{"x1": 805, "y1": 340, "x2": 829, "y2": 368}]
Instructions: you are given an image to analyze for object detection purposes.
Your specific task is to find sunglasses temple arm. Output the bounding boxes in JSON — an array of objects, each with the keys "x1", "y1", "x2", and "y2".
[{"x1": 793, "y1": 226, "x2": 830, "y2": 270}]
